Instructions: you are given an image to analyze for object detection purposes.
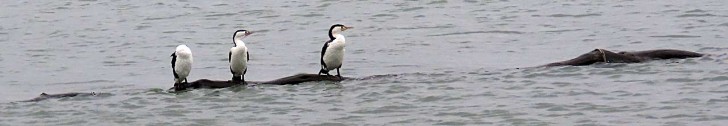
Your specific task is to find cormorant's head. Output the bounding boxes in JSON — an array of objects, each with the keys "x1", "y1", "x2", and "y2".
[
  {"x1": 328, "y1": 24, "x2": 353, "y2": 40},
  {"x1": 233, "y1": 29, "x2": 254, "y2": 46}
]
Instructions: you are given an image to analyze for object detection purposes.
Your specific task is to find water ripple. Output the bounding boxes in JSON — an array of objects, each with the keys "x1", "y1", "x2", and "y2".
[
  {"x1": 677, "y1": 14, "x2": 716, "y2": 17},
  {"x1": 547, "y1": 13, "x2": 602, "y2": 18},
  {"x1": 428, "y1": 30, "x2": 524, "y2": 36},
  {"x1": 649, "y1": 35, "x2": 701, "y2": 38}
]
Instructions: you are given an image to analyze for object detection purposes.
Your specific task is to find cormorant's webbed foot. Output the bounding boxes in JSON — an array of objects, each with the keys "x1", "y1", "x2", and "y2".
[
  {"x1": 174, "y1": 82, "x2": 187, "y2": 91},
  {"x1": 319, "y1": 69, "x2": 331, "y2": 76},
  {"x1": 232, "y1": 76, "x2": 242, "y2": 82}
]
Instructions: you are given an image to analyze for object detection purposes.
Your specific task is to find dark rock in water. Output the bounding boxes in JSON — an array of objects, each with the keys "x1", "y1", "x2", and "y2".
[
  {"x1": 19, "y1": 92, "x2": 97, "y2": 102},
  {"x1": 623, "y1": 49, "x2": 704, "y2": 60},
  {"x1": 542, "y1": 49, "x2": 703, "y2": 67},
  {"x1": 171, "y1": 73, "x2": 348, "y2": 92},
  {"x1": 260, "y1": 73, "x2": 347, "y2": 85}
]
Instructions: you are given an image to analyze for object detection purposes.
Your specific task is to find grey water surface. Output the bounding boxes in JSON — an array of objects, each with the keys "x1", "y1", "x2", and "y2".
[{"x1": 1, "y1": 0, "x2": 728, "y2": 125}]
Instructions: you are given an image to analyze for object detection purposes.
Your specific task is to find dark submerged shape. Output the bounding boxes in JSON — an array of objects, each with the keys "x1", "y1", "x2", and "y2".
[
  {"x1": 543, "y1": 49, "x2": 703, "y2": 67},
  {"x1": 263, "y1": 73, "x2": 347, "y2": 84},
  {"x1": 26, "y1": 49, "x2": 704, "y2": 98},
  {"x1": 19, "y1": 92, "x2": 97, "y2": 102},
  {"x1": 171, "y1": 73, "x2": 349, "y2": 92}
]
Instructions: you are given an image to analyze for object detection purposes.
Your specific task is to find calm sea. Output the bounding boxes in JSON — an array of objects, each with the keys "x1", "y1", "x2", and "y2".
[{"x1": 1, "y1": 0, "x2": 728, "y2": 125}]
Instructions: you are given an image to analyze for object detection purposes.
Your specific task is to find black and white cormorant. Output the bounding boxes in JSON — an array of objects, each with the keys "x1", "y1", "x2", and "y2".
[
  {"x1": 230, "y1": 30, "x2": 253, "y2": 83},
  {"x1": 319, "y1": 24, "x2": 353, "y2": 77},
  {"x1": 171, "y1": 45, "x2": 193, "y2": 84}
]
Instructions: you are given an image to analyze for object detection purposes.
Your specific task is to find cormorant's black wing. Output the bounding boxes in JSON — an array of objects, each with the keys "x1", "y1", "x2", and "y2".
[
  {"x1": 229, "y1": 51, "x2": 234, "y2": 75},
  {"x1": 171, "y1": 52, "x2": 179, "y2": 79},
  {"x1": 320, "y1": 40, "x2": 332, "y2": 68}
]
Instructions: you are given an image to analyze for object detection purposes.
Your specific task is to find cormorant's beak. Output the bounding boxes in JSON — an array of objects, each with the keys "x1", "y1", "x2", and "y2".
[
  {"x1": 343, "y1": 26, "x2": 353, "y2": 31},
  {"x1": 245, "y1": 31, "x2": 254, "y2": 36}
]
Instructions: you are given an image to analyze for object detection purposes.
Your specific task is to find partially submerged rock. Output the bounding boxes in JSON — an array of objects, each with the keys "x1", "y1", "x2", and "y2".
[
  {"x1": 171, "y1": 73, "x2": 348, "y2": 91},
  {"x1": 542, "y1": 49, "x2": 703, "y2": 67},
  {"x1": 20, "y1": 49, "x2": 707, "y2": 101},
  {"x1": 19, "y1": 92, "x2": 97, "y2": 102}
]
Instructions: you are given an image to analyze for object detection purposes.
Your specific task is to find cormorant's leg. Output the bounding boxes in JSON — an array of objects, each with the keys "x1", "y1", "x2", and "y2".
[{"x1": 336, "y1": 68, "x2": 342, "y2": 79}]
